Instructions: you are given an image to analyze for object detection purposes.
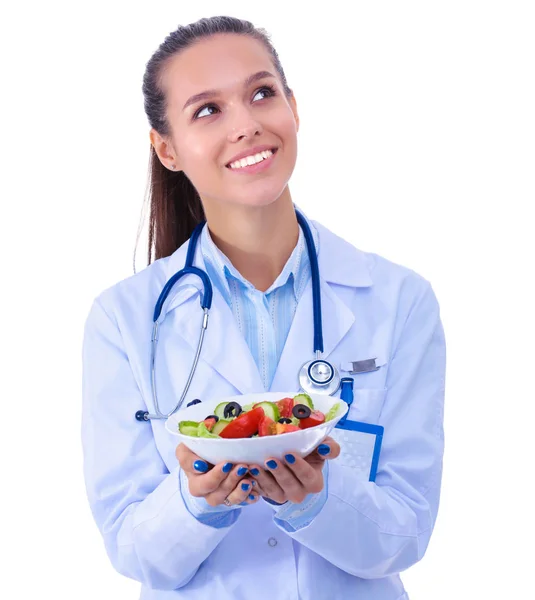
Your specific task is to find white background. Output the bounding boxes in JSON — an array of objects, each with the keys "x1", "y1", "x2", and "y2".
[{"x1": 1, "y1": 1, "x2": 534, "y2": 598}]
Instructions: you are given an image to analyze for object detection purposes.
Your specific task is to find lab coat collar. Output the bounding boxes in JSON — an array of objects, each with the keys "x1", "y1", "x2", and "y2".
[
  {"x1": 159, "y1": 213, "x2": 373, "y2": 395},
  {"x1": 164, "y1": 213, "x2": 373, "y2": 297}
]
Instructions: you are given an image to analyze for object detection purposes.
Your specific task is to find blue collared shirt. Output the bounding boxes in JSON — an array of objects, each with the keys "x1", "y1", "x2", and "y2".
[
  {"x1": 200, "y1": 221, "x2": 319, "y2": 391},
  {"x1": 181, "y1": 219, "x2": 328, "y2": 529}
]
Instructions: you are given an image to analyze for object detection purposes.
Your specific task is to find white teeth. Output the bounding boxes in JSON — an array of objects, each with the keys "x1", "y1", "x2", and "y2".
[{"x1": 229, "y1": 149, "x2": 274, "y2": 169}]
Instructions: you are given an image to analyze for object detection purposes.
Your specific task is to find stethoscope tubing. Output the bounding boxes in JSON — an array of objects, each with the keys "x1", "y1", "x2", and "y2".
[{"x1": 136, "y1": 209, "x2": 337, "y2": 422}]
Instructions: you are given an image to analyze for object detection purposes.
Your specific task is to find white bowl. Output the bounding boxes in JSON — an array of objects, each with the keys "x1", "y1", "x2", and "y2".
[{"x1": 165, "y1": 392, "x2": 348, "y2": 465}]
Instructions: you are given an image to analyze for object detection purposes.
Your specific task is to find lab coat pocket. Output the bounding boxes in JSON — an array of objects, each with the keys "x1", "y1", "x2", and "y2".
[{"x1": 345, "y1": 387, "x2": 387, "y2": 424}]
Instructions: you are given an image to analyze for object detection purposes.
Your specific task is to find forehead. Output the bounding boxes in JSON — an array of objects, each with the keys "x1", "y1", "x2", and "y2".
[{"x1": 163, "y1": 34, "x2": 275, "y2": 111}]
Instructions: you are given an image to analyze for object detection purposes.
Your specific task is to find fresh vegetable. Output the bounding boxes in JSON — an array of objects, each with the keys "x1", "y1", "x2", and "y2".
[
  {"x1": 298, "y1": 410, "x2": 326, "y2": 430},
  {"x1": 218, "y1": 406, "x2": 264, "y2": 439},
  {"x1": 212, "y1": 419, "x2": 231, "y2": 436},
  {"x1": 293, "y1": 393, "x2": 314, "y2": 410},
  {"x1": 179, "y1": 393, "x2": 339, "y2": 439},
  {"x1": 203, "y1": 415, "x2": 219, "y2": 432},
  {"x1": 197, "y1": 422, "x2": 220, "y2": 438},
  {"x1": 258, "y1": 415, "x2": 275, "y2": 437},
  {"x1": 178, "y1": 421, "x2": 200, "y2": 437},
  {"x1": 274, "y1": 422, "x2": 300, "y2": 434},
  {"x1": 276, "y1": 397, "x2": 294, "y2": 419},
  {"x1": 292, "y1": 404, "x2": 312, "y2": 420},
  {"x1": 253, "y1": 401, "x2": 280, "y2": 422},
  {"x1": 324, "y1": 402, "x2": 341, "y2": 422},
  {"x1": 223, "y1": 401, "x2": 243, "y2": 419}
]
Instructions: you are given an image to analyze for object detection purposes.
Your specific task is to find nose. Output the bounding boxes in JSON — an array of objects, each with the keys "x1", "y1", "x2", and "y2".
[{"x1": 227, "y1": 106, "x2": 263, "y2": 143}]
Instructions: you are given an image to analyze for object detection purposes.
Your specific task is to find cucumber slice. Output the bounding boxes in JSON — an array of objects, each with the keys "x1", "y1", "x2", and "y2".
[
  {"x1": 197, "y1": 422, "x2": 220, "y2": 438},
  {"x1": 242, "y1": 402, "x2": 255, "y2": 412},
  {"x1": 293, "y1": 393, "x2": 314, "y2": 410},
  {"x1": 212, "y1": 419, "x2": 231, "y2": 436},
  {"x1": 324, "y1": 402, "x2": 341, "y2": 422},
  {"x1": 178, "y1": 420, "x2": 200, "y2": 437},
  {"x1": 214, "y1": 402, "x2": 230, "y2": 419},
  {"x1": 254, "y1": 401, "x2": 280, "y2": 422}
]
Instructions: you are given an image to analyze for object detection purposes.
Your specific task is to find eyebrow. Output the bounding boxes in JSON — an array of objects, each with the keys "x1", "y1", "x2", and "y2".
[{"x1": 182, "y1": 70, "x2": 276, "y2": 112}]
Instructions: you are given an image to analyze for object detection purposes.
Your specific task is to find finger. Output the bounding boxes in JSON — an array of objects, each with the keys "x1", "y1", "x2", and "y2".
[
  {"x1": 201, "y1": 465, "x2": 252, "y2": 505},
  {"x1": 248, "y1": 465, "x2": 286, "y2": 504},
  {"x1": 283, "y1": 453, "x2": 324, "y2": 495},
  {"x1": 264, "y1": 457, "x2": 307, "y2": 504},
  {"x1": 311, "y1": 437, "x2": 341, "y2": 461},
  {"x1": 176, "y1": 443, "x2": 215, "y2": 474},
  {"x1": 222, "y1": 478, "x2": 258, "y2": 507}
]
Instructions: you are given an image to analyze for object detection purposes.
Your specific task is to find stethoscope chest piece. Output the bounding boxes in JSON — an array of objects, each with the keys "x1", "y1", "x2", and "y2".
[{"x1": 299, "y1": 359, "x2": 341, "y2": 396}]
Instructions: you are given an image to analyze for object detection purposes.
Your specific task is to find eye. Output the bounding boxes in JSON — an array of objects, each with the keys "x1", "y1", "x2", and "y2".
[{"x1": 193, "y1": 85, "x2": 277, "y2": 121}]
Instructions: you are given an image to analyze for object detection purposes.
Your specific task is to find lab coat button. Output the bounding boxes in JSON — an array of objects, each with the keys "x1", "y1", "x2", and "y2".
[{"x1": 268, "y1": 537, "x2": 278, "y2": 547}]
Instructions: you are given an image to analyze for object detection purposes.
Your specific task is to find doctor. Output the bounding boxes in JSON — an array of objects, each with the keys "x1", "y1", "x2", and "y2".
[{"x1": 82, "y1": 15, "x2": 446, "y2": 600}]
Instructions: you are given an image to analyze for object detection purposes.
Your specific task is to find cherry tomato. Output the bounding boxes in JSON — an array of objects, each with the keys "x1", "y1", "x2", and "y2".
[{"x1": 298, "y1": 410, "x2": 326, "y2": 430}]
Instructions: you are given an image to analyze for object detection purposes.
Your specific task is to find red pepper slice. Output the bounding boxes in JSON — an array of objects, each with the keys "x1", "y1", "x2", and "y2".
[
  {"x1": 219, "y1": 406, "x2": 265, "y2": 439},
  {"x1": 298, "y1": 410, "x2": 326, "y2": 430}
]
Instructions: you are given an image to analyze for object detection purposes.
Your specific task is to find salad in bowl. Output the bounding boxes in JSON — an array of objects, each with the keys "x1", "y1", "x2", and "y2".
[{"x1": 165, "y1": 391, "x2": 348, "y2": 465}]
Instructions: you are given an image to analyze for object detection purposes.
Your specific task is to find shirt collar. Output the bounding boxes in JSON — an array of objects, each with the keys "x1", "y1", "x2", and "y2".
[{"x1": 200, "y1": 218, "x2": 319, "y2": 302}]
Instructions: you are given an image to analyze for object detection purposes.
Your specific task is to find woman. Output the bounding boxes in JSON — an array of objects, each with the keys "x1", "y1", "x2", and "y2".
[{"x1": 82, "y1": 15, "x2": 446, "y2": 600}]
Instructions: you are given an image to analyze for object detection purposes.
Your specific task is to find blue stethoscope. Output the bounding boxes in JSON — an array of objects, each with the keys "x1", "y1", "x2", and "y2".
[{"x1": 135, "y1": 209, "x2": 354, "y2": 422}]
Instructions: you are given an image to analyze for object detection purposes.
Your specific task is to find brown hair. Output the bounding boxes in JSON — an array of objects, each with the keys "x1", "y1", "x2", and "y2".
[{"x1": 135, "y1": 16, "x2": 293, "y2": 271}]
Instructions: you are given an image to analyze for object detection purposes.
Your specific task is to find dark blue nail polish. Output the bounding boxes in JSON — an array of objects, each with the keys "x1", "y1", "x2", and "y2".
[
  {"x1": 222, "y1": 462, "x2": 233, "y2": 473},
  {"x1": 285, "y1": 454, "x2": 296, "y2": 464},
  {"x1": 193, "y1": 460, "x2": 209, "y2": 473},
  {"x1": 318, "y1": 444, "x2": 331, "y2": 456},
  {"x1": 266, "y1": 460, "x2": 278, "y2": 469},
  {"x1": 249, "y1": 494, "x2": 255, "y2": 500},
  {"x1": 250, "y1": 468, "x2": 260, "y2": 476},
  {"x1": 241, "y1": 483, "x2": 250, "y2": 491},
  {"x1": 237, "y1": 467, "x2": 248, "y2": 476},
  {"x1": 251, "y1": 480, "x2": 256, "y2": 486}
]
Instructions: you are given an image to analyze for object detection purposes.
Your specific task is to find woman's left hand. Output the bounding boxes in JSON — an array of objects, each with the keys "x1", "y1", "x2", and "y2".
[{"x1": 248, "y1": 437, "x2": 340, "y2": 505}]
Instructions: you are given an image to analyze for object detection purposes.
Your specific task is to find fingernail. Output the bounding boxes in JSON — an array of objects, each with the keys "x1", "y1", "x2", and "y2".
[
  {"x1": 250, "y1": 468, "x2": 260, "y2": 476},
  {"x1": 222, "y1": 462, "x2": 233, "y2": 473},
  {"x1": 241, "y1": 483, "x2": 250, "y2": 491},
  {"x1": 193, "y1": 460, "x2": 209, "y2": 473},
  {"x1": 284, "y1": 454, "x2": 296, "y2": 464},
  {"x1": 318, "y1": 444, "x2": 331, "y2": 456},
  {"x1": 249, "y1": 494, "x2": 255, "y2": 500},
  {"x1": 237, "y1": 467, "x2": 248, "y2": 476},
  {"x1": 266, "y1": 460, "x2": 278, "y2": 469},
  {"x1": 251, "y1": 480, "x2": 256, "y2": 486}
]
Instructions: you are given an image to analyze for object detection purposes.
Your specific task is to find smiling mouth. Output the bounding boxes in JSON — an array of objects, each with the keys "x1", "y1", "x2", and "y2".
[{"x1": 225, "y1": 147, "x2": 278, "y2": 169}]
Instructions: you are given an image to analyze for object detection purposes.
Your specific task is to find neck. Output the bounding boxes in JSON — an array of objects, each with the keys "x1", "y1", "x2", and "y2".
[{"x1": 202, "y1": 189, "x2": 299, "y2": 292}]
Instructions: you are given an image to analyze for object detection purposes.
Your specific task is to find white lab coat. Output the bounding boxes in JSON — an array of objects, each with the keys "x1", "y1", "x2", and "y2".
[{"x1": 81, "y1": 215, "x2": 446, "y2": 599}]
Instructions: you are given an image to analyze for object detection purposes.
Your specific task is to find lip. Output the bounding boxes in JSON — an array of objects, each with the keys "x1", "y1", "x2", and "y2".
[
  {"x1": 226, "y1": 148, "x2": 278, "y2": 175},
  {"x1": 225, "y1": 145, "x2": 278, "y2": 167}
]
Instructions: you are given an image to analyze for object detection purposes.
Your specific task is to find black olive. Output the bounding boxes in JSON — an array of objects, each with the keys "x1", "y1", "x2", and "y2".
[
  {"x1": 187, "y1": 399, "x2": 202, "y2": 407},
  {"x1": 223, "y1": 401, "x2": 243, "y2": 419},
  {"x1": 204, "y1": 414, "x2": 219, "y2": 422},
  {"x1": 278, "y1": 417, "x2": 292, "y2": 424},
  {"x1": 292, "y1": 404, "x2": 311, "y2": 419}
]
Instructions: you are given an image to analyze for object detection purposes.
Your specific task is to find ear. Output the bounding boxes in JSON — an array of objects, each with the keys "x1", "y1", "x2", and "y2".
[
  {"x1": 149, "y1": 128, "x2": 181, "y2": 171},
  {"x1": 289, "y1": 93, "x2": 300, "y2": 133}
]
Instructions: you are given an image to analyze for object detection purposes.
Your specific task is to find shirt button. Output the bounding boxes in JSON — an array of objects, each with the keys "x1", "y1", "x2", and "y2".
[{"x1": 268, "y1": 537, "x2": 278, "y2": 547}]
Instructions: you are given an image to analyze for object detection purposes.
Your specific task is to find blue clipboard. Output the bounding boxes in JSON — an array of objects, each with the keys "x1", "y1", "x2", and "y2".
[
  {"x1": 334, "y1": 419, "x2": 384, "y2": 482},
  {"x1": 330, "y1": 378, "x2": 384, "y2": 482}
]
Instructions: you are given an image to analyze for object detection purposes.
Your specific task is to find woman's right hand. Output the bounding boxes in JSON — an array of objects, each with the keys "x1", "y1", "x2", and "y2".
[{"x1": 176, "y1": 443, "x2": 260, "y2": 508}]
